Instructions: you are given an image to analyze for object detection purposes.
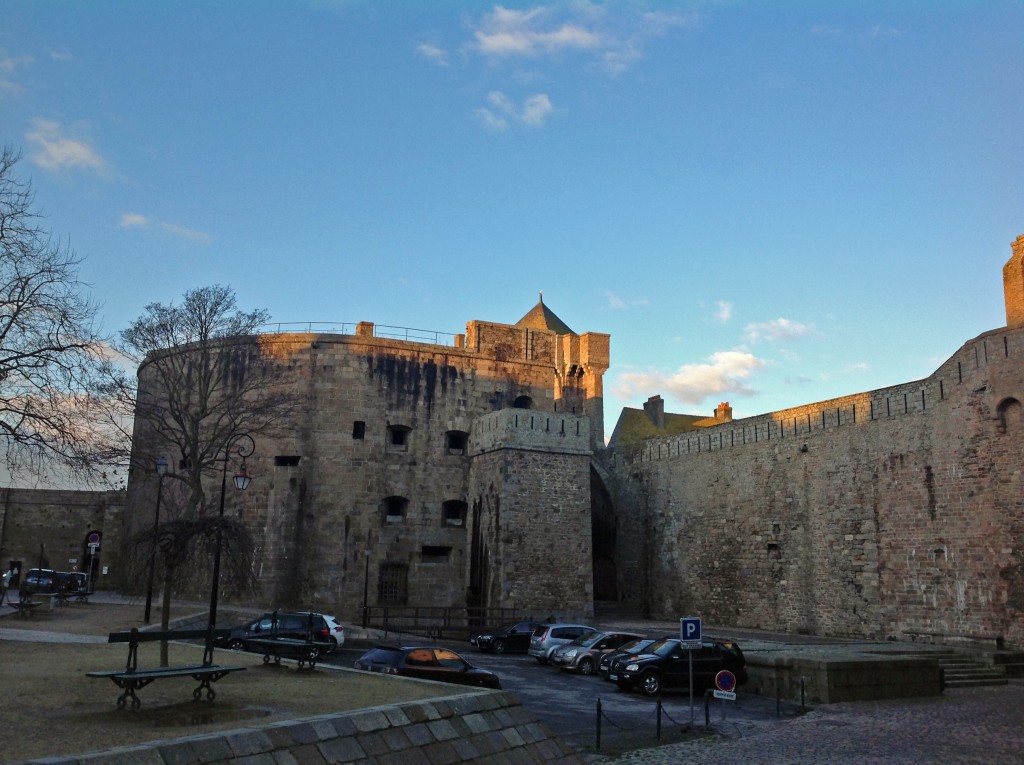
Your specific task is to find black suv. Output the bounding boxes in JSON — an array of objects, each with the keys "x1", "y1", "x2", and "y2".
[
  {"x1": 609, "y1": 637, "x2": 748, "y2": 697},
  {"x1": 469, "y1": 621, "x2": 541, "y2": 654}
]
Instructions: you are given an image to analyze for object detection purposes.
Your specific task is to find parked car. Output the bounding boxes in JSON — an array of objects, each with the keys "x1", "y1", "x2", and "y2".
[
  {"x1": 353, "y1": 645, "x2": 502, "y2": 689},
  {"x1": 469, "y1": 621, "x2": 542, "y2": 654},
  {"x1": 19, "y1": 568, "x2": 58, "y2": 596},
  {"x1": 217, "y1": 611, "x2": 345, "y2": 653},
  {"x1": 549, "y1": 630, "x2": 646, "y2": 675},
  {"x1": 528, "y1": 623, "x2": 594, "y2": 664},
  {"x1": 598, "y1": 637, "x2": 663, "y2": 679},
  {"x1": 609, "y1": 637, "x2": 748, "y2": 697}
]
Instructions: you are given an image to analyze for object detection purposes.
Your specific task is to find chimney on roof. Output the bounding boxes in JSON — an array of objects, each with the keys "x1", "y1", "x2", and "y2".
[
  {"x1": 714, "y1": 402, "x2": 733, "y2": 422},
  {"x1": 643, "y1": 395, "x2": 665, "y2": 428}
]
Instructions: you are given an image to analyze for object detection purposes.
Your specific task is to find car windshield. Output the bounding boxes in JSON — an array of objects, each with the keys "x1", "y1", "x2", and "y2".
[
  {"x1": 647, "y1": 638, "x2": 680, "y2": 656},
  {"x1": 618, "y1": 638, "x2": 651, "y2": 654},
  {"x1": 569, "y1": 630, "x2": 601, "y2": 646}
]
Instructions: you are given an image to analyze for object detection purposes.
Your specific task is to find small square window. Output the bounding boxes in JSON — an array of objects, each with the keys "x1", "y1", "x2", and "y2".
[
  {"x1": 387, "y1": 425, "x2": 410, "y2": 451},
  {"x1": 442, "y1": 500, "x2": 467, "y2": 527},
  {"x1": 421, "y1": 545, "x2": 452, "y2": 561},
  {"x1": 352, "y1": 421, "x2": 365, "y2": 439},
  {"x1": 445, "y1": 430, "x2": 468, "y2": 455}
]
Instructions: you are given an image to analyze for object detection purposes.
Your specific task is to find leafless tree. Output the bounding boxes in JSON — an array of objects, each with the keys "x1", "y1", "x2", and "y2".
[
  {"x1": 0, "y1": 145, "x2": 126, "y2": 480},
  {"x1": 112, "y1": 284, "x2": 295, "y2": 514},
  {"x1": 109, "y1": 284, "x2": 294, "y2": 642},
  {"x1": 123, "y1": 479, "x2": 257, "y2": 664}
]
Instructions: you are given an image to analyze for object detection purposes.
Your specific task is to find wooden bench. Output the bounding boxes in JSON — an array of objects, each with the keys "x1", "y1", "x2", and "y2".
[
  {"x1": 87, "y1": 627, "x2": 245, "y2": 709},
  {"x1": 246, "y1": 636, "x2": 334, "y2": 670}
]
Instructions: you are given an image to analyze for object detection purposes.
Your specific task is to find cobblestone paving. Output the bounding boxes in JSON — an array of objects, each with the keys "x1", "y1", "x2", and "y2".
[{"x1": 600, "y1": 687, "x2": 1024, "y2": 764}]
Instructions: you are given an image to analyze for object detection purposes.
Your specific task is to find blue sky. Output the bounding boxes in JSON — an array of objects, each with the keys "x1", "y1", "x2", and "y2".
[{"x1": 3, "y1": 1, "x2": 1022, "y2": 434}]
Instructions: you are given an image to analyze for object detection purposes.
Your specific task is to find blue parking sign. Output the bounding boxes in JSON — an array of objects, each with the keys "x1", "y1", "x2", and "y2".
[{"x1": 680, "y1": 616, "x2": 701, "y2": 644}]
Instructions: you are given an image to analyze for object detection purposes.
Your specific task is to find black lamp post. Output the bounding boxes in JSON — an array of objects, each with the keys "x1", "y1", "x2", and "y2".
[
  {"x1": 143, "y1": 456, "x2": 168, "y2": 623},
  {"x1": 208, "y1": 433, "x2": 255, "y2": 631}
]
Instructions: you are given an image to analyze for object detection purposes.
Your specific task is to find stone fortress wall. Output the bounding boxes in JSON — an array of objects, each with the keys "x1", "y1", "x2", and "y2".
[
  {"x1": 604, "y1": 235, "x2": 1024, "y2": 648},
  {"x1": 119, "y1": 235, "x2": 1024, "y2": 649},
  {"x1": 124, "y1": 302, "x2": 609, "y2": 623}
]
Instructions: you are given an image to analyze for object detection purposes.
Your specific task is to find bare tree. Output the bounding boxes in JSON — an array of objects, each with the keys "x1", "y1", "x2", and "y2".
[
  {"x1": 0, "y1": 145, "x2": 125, "y2": 480},
  {"x1": 111, "y1": 285, "x2": 294, "y2": 638},
  {"x1": 114, "y1": 284, "x2": 294, "y2": 513},
  {"x1": 123, "y1": 479, "x2": 257, "y2": 665}
]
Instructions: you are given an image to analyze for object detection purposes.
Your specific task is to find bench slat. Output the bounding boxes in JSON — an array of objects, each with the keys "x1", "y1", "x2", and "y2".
[{"x1": 107, "y1": 628, "x2": 232, "y2": 643}]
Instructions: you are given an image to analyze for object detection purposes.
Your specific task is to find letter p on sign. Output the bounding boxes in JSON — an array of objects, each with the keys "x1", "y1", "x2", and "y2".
[{"x1": 680, "y1": 617, "x2": 701, "y2": 643}]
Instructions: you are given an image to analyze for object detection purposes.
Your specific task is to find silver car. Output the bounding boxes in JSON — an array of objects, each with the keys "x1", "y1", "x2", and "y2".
[
  {"x1": 550, "y1": 630, "x2": 646, "y2": 675},
  {"x1": 528, "y1": 623, "x2": 594, "y2": 665}
]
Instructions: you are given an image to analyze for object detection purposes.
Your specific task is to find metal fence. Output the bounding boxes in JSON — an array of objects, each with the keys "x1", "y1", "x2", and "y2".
[
  {"x1": 361, "y1": 605, "x2": 533, "y2": 639},
  {"x1": 258, "y1": 322, "x2": 459, "y2": 347}
]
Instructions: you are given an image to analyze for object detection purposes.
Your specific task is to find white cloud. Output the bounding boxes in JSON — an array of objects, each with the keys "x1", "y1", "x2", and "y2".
[
  {"x1": 743, "y1": 317, "x2": 817, "y2": 344},
  {"x1": 474, "y1": 107, "x2": 509, "y2": 131},
  {"x1": 473, "y1": 5, "x2": 603, "y2": 57},
  {"x1": 119, "y1": 213, "x2": 148, "y2": 228},
  {"x1": 606, "y1": 291, "x2": 650, "y2": 310},
  {"x1": 521, "y1": 93, "x2": 553, "y2": 125},
  {"x1": 119, "y1": 212, "x2": 211, "y2": 244},
  {"x1": 613, "y1": 350, "x2": 767, "y2": 406},
  {"x1": 416, "y1": 43, "x2": 449, "y2": 66},
  {"x1": 25, "y1": 119, "x2": 106, "y2": 172},
  {"x1": 475, "y1": 90, "x2": 554, "y2": 129},
  {"x1": 159, "y1": 222, "x2": 211, "y2": 243},
  {"x1": 715, "y1": 300, "x2": 733, "y2": 322},
  {"x1": 0, "y1": 54, "x2": 33, "y2": 94}
]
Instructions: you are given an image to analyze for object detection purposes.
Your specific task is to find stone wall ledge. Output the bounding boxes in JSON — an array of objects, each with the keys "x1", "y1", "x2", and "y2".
[{"x1": 15, "y1": 690, "x2": 586, "y2": 765}]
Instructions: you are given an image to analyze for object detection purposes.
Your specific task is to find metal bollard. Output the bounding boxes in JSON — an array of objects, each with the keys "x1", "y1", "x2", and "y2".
[
  {"x1": 596, "y1": 698, "x2": 602, "y2": 751},
  {"x1": 656, "y1": 697, "x2": 662, "y2": 740},
  {"x1": 776, "y1": 682, "x2": 781, "y2": 717},
  {"x1": 800, "y1": 676, "x2": 806, "y2": 711},
  {"x1": 704, "y1": 689, "x2": 711, "y2": 728}
]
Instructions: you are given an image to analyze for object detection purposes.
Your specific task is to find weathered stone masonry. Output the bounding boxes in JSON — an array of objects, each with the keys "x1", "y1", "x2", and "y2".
[
  {"x1": 606, "y1": 277, "x2": 1024, "y2": 647},
  {"x1": 123, "y1": 302, "x2": 609, "y2": 623}
]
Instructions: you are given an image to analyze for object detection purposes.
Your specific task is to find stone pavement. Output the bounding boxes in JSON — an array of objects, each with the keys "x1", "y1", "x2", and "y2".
[{"x1": 600, "y1": 686, "x2": 1024, "y2": 765}]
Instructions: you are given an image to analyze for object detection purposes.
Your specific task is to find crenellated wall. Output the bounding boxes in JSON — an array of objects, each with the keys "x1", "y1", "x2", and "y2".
[{"x1": 606, "y1": 324, "x2": 1024, "y2": 647}]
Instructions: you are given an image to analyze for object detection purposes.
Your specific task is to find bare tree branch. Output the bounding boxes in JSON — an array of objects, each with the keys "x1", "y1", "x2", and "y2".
[{"x1": 0, "y1": 144, "x2": 128, "y2": 480}]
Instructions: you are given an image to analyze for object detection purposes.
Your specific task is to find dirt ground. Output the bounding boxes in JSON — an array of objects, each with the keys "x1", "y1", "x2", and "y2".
[{"x1": 0, "y1": 601, "x2": 456, "y2": 763}]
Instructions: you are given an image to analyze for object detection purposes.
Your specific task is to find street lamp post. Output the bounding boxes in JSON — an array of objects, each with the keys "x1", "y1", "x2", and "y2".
[
  {"x1": 143, "y1": 456, "x2": 169, "y2": 623},
  {"x1": 208, "y1": 433, "x2": 255, "y2": 631}
]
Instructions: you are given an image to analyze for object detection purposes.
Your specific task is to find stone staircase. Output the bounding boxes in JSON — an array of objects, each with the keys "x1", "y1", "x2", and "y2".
[{"x1": 938, "y1": 652, "x2": 1009, "y2": 688}]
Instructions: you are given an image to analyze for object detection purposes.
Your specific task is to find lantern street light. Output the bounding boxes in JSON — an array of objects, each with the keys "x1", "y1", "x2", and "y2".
[
  {"x1": 143, "y1": 456, "x2": 169, "y2": 623},
  {"x1": 208, "y1": 432, "x2": 255, "y2": 631}
]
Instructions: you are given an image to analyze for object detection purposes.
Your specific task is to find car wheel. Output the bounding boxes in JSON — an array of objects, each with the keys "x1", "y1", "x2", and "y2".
[
  {"x1": 493, "y1": 639, "x2": 505, "y2": 654},
  {"x1": 536, "y1": 656, "x2": 548, "y2": 665},
  {"x1": 640, "y1": 671, "x2": 662, "y2": 697},
  {"x1": 326, "y1": 636, "x2": 338, "y2": 654},
  {"x1": 227, "y1": 639, "x2": 245, "y2": 651},
  {"x1": 578, "y1": 657, "x2": 594, "y2": 676},
  {"x1": 307, "y1": 645, "x2": 321, "y2": 661}
]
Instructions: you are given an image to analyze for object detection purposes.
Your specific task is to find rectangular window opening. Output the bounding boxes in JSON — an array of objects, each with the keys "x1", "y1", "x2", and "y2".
[
  {"x1": 352, "y1": 421, "x2": 366, "y2": 439},
  {"x1": 274, "y1": 455, "x2": 301, "y2": 467}
]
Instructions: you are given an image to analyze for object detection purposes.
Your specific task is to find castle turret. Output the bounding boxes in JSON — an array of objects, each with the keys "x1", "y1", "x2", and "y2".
[{"x1": 1003, "y1": 234, "x2": 1024, "y2": 328}]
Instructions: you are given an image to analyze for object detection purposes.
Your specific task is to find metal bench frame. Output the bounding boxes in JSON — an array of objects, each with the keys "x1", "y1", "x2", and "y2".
[
  {"x1": 246, "y1": 636, "x2": 334, "y2": 670},
  {"x1": 87, "y1": 627, "x2": 245, "y2": 709}
]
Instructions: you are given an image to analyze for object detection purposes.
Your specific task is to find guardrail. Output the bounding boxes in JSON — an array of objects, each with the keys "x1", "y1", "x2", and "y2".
[
  {"x1": 362, "y1": 605, "x2": 532, "y2": 639},
  {"x1": 258, "y1": 322, "x2": 459, "y2": 347}
]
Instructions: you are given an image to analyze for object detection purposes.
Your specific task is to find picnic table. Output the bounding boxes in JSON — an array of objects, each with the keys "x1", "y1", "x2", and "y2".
[{"x1": 87, "y1": 626, "x2": 245, "y2": 709}]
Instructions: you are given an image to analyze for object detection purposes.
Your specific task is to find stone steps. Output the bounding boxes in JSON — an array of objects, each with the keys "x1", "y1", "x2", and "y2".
[{"x1": 938, "y1": 653, "x2": 1008, "y2": 688}]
